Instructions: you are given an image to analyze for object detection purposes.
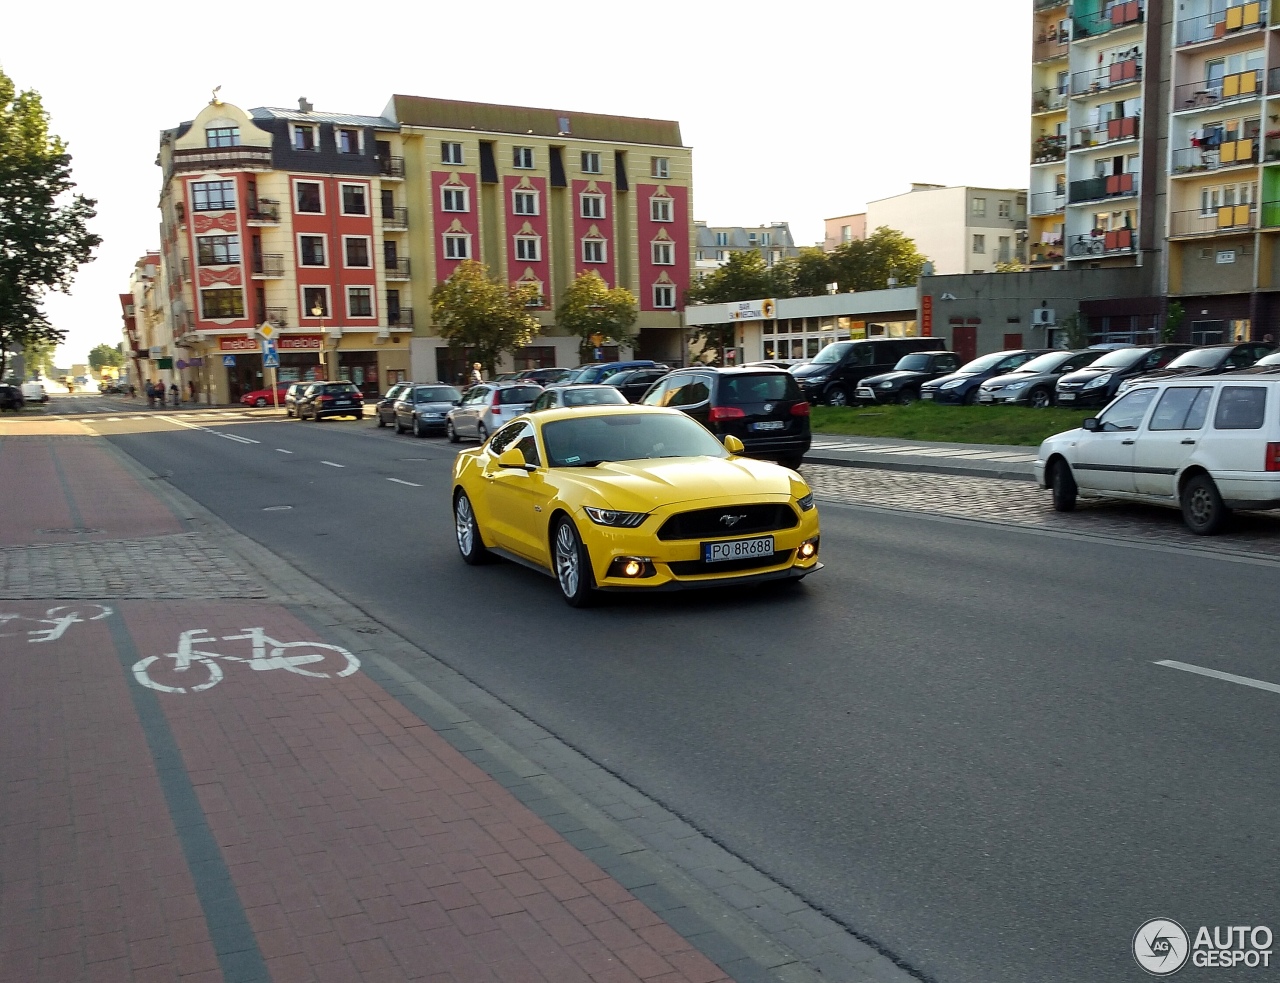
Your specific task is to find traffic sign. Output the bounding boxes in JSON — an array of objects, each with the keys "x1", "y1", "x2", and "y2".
[
  {"x1": 258, "y1": 322, "x2": 276, "y2": 340},
  {"x1": 222, "y1": 355, "x2": 236, "y2": 366},
  {"x1": 263, "y1": 353, "x2": 280, "y2": 368}
]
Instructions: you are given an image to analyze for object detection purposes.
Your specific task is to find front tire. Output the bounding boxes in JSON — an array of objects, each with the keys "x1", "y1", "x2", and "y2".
[
  {"x1": 779, "y1": 455, "x2": 804, "y2": 471},
  {"x1": 1181, "y1": 473, "x2": 1229, "y2": 535},
  {"x1": 414, "y1": 417, "x2": 425, "y2": 438},
  {"x1": 454, "y1": 491, "x2": 490, "y2": 564},
  {"x1": 826, "y1": 386, "x2": 848, "y2": 407},
  {"x1": 377, "y1": 413, "x2": 386, "y2": 428},
  {"x1": 553, "y1": 517, "x2": 595, "y2": 607},
  {"x1": 476, "y1": 422, "x2": 489, "y2": 444},
  {"x1": 446, "y1": 419, "x2": 460, "y2": 443},
  {"x1": 395, "y1": 417, "x2": 406, "y2": 434},
  {"x1": 254, "y1": 397, "x2": 267, "y2": 407},
  {"x1": 1028, "y1": 387, "x2": 1053, "y2": 409},
  {"x1": 1051, "y1": 460, "x2": 1077, "y2": 512},
  {"x1": 896, "y1": 388, "x2": 917, "y2": 405}
]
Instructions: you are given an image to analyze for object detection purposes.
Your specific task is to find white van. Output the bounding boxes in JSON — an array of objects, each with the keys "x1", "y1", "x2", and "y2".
[
  {"x1": 21, "y1": 380, "x2": 48, "y2": 404},
  {"x1": 1035, "y1": 373, "x2": 1280, "y2": 534}
]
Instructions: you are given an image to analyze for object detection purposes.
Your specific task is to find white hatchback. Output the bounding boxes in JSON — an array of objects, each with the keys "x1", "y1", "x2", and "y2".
[{"x1": 1035, "y1": 374, "x2": 1280, "y2": 534}]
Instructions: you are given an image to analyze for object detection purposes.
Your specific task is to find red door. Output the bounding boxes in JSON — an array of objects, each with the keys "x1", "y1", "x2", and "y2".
[
  {"x1": 1004, "y1": 332, "x2": 1024, "y2": 349},
  {"x1": 953, "y1": 326, "x2": 977, "y2": 363}
]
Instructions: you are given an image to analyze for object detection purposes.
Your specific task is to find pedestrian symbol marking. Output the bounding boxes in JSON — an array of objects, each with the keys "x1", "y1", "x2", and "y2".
[{"x1": 223, "y1": 355, "x2": 236, "y2": 366}]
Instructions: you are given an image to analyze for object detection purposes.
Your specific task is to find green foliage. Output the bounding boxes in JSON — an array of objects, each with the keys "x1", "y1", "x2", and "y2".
[
  {"x1": 555, "y1": 272, "x2": 639, "y2": 361},
  {"x1": 1164, "y1": 301, "x2": 1185, "y2": 342},
  {"x1": 1059, "y1": 311, "x2": 1089, "y2": 349},
  {"x1": 811, "y1": 403, "x2": 1089, "y2": 446},
  {"x1": 21, "y1": 336, "x2": 56, "y2": 378},
  {"x1": 770, "y1": 247, "x2": 838, "y2": 298},
  {"x1": 0, "y1": 66, "x2": 101, "y2": 379},
  {"x1": 686, "y1": 250, "x2": 776, "y2": 306},
  {"x1": 827, "y1": 227, "x2": 929, "y2": 293},
  {"x1": 994, "y1": 260, "x2": 1028, "y2": 273},
  {"x1": 430, "y1": 260, "x2": 541, "y2": 376},
  {"x1": 88, "y1": 342, "x2": 123, "y2": 370}
]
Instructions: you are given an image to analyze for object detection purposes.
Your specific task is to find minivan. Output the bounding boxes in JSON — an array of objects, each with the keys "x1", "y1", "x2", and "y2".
[{"x1": 790, "y1": 338, "x2": 946, "y2": 405}]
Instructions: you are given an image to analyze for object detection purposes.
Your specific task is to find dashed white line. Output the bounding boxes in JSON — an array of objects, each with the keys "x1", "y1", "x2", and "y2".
[
  {"x1": 275, "y1": 449, "x2": 293, "y2": 454},
  {"x1": 220, "y1": 433, "x2": 259, "y2": 444},
  {"x1": 1155, "y1": 660, "x2": 1280, "y2": 696},
  {"x1": 386, "y1": 478, "x2": 421, "y2": 487},
  {"x1": 321, "y1": 460, "x2": 345, "y2": 468}
]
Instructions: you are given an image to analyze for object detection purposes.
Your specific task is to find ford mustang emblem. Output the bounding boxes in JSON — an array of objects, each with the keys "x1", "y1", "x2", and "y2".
[{"x1": 720, "y1": 514, "x2": 746, "y2": 527}]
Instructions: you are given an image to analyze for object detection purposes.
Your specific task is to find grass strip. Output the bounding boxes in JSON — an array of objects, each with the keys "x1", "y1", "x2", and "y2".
[{"x1": 810, "y1": 402, "x2": 1092, "y2": 447}]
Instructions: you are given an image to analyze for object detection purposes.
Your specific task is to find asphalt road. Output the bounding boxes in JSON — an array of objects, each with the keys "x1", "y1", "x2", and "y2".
[{"x1": 98, "y1": 412, "x2": 1280, "y2": 983}]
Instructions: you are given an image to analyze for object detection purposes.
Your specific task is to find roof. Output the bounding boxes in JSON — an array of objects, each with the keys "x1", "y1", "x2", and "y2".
[
  {"x1": 250, "y1": 107, "x2": 397, "y2": 129},
  {"x1": 386, "y1": 95, "x2": 684, "y2": 147}
]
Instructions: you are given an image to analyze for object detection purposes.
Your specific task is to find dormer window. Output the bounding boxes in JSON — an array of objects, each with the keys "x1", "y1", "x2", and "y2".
[
  {"x1": 205, "y1": 127, "x2": 239, "y2": 148},
  {"x1": 293, "y1": 125, "x2": 317, "y2": 151}
]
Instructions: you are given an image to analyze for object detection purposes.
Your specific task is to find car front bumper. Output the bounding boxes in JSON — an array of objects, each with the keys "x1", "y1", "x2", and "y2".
[{"x1": 1054, "y1": 389, "x2": 1110, "y2": 407}]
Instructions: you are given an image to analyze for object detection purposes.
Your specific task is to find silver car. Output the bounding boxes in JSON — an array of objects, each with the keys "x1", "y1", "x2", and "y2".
[
  {"x1": 528, "y1": 384, "x2": 628, "y2": 411},
  {"x1": 394, "y1": 384, "x2": 462, "y2": 437},
  {"x1": 445, "y1": 382, "x2": 543, "y2": 443},
  {"x1": 977, "y1": 349, "x2": 1105, "y2": 407}
]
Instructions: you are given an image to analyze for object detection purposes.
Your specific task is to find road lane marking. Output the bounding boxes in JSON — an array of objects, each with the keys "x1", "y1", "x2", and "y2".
[
  {"x1": 387, "y1": 478, "x2": 421, "y2": 487},
  {"x1": 220, "y1": 433, "x2": 259, "y2": 444},
  {"x1": 1155, "y1": 660, "x2": 1280, "y2": 696},
  {"x1": 321, "y1": 461, "x2": 344, "y2": 468},
  {"x1": 275, "y1": 449, "x2": 293, "y2": 454}
]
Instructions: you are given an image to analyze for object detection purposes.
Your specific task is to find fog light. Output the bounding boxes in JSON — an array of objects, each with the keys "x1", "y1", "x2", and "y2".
[
  {"x1": 623, "y1": 559, "x2": 642, "y2": 577},
  {"x1": 798, "y1": 540, "x2": 817, "y2": 560},
  {"x1": 608, "y1": 556, "x2": 654, "y2": 579}
]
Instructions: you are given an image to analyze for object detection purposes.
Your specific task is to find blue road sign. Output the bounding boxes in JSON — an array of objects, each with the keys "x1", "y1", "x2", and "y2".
[
  {"x1": 262, "y1": 338, "x2": 279, "y2": 368},
  {"x1": 222, "y1": 355, "x2": 236, "y2": 366}
]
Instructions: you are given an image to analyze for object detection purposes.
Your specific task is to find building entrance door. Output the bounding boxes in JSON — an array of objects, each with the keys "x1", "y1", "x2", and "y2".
[{"x1": 953, "y1": 326, "x2": 977, "y2": 363}]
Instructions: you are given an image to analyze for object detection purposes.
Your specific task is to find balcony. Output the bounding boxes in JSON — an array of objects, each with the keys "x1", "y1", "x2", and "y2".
[
  {"x1": 247, "y1": 199, "x2": 280, "y2": 224},
  {"x1": 1071, "y1": 116, "x2": 1141, "y2": 149},
  {"x1": 1071, "y1": 58, "x2": 1142, "y2": 97},
  {"x1": 1259, "y1": 200, "x2": 1280, "y2": 227},
  {"x1": 1035, "y1": 0, "x2": 1069, "y2": 9},
  {"x1": 1176, "y1": 2, "x2": 1266, "y2": 45},
  {"x1": 379, "y1": 156, "x2": 405, "y2": 179},
  {"x1": 1067, "y1": 230, "x2": 1137, "y2": 257},
  {"x1": 1171, "y1": 138, "x2": 1259, "y2": 174},
  {"x1": 1169, "y1": 205, "x2": 1257, "y2": 236},
  {"x1": 381, "y1": 206, "x2": 409, "y2": 230},
  {"x1": 258, "y1": 308, "x2": 288, "y2": 329},
  {"x1": 1074, "y1": 0, "x2": 1144, "y2": 38},
  {"x1": 385, "y1": 258, "x2": 411, "y2": 279},
  {"x1": 387, "y1": 307, "x2": 414, "y2": 328},
  {"x1": 1032, "y1": 88, "x2": 1068, "y2": 113},
  {"x1": 1069, "y1": 172, "x2": 1139, "y2": 203},
  {"x1": 171, "y1": 145, "x2": 272, "y2": 174},
  {"x1": 251, "y1": 254, "x2": 286, "y2": 278},
  {"x1": 1034, "y1": 31, "x2": 1070, "y2": 62},
  {"x1": 1032, "y1": 134, "x2": 1068, "y2": 163},
  {"x1": 1174, "y1": 72, "x2": 1261, "y2": 111},
  {"x1": 1030, "y1": 191, "x2": 1067, "y2": 214}
]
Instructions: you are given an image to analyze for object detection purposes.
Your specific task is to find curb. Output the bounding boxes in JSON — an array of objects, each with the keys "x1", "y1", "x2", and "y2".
[{"x1": 804, "y1": 454, "x2": 1037, "y2": 483}]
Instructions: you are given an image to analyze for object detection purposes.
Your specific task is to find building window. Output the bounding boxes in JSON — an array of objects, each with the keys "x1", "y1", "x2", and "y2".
[
  {"x1": 715, "y1": 250, "x2": 725, "y2": 261},
  {"x1": 972, "y1": 197, "x2": 987, "y2": 217},
  {"x1": 191, "y1": 180, "x2": 236, "y2": 212},
  {"x1": 582, "y1": 239, "x2": 606, "y2": 263},
  {"x1": 443, "y1": 234, "x2": 470, "y2": 260},
  {"x1": 581, "y1": 151, "x2": 601, "y2": 173},
  {"x1": 515, "y1": 236, "x2": 540, "y2": 262},
  {"x1": 998, "y1": 199, "x2": 1012, "y2": 218},
  {"x1": 973, "y1": 234, "x2": 986, "y2": 254},
  {"x1": 841, "y1": 225, "x2": 852, "y2": 242},
  {"x1": 293, "y1": 125, "x2": 317, "y2": 151},
  {"x1": 200, "y1": 289, "x2": 244, "y2": 319},
  {"x1": 513, "y1": 190, "x2": 538, "y2": 215},
  {"x1": 303, "y1": 286, "x2": 329, "y2": 317},
  {"x1": 651, "y1": 241, "x2": 673, "y2": 265},
  {"x1": 513, "y1": 146, "x2": 535, "y2": 169},
  {"x1": 580, "y1": 194, "x2": 604, "y2": 219},
  {"x1": 347, "y1": 287, "x2": 373, "y2": 318},
  {"x1": 650, "y1": 197, "x2": 672, "y2": 222},
  {"x1": 295, "y1": 182, "x2": 322, "y2": 213},
  {"x1": 761, "y1": 231, "x2": 772, "y2": 245},
  {"x1": 341, "y1": 184, "x2": 367, "y2": 215},
  {"x1": 344, "y1": 237, "x2": 370, "y2": 268},
  {"x1": 998, "y1": 236, "x2": 1011, "y2": 262},
  {"x1": 196, "y1": 235, "x2": 240, "y2": 266},
  {"x1": 442, "y1": 186, "x2": 469, "y2": 212},
  {"x1": 653, "y1": 284, "x2": 675, "y2": 308},
  {"x1": 651, "y1": 157, "x2": 670, "y2": 178},
  {"x1": 715, "y1": 231, "x2": 728, "y2": 246},
  {"x1": 205, "y1": 127, "x2": 239, "y2": 148},
  {"x1": 300, "y1": 235, "x2": 327, "y2": 266},
  {"x1": 442, "y1": 141, "x2": 464, "y2": 164}
]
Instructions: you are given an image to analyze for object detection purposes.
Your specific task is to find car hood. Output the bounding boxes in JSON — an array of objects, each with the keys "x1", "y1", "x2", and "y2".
[
  {"x1": 922, "y1": 372, "x2": 977, "y2": 388},
  {"x1": 413, "y1": 401, "x2": 456, "y2": 412},
  {"x1": 1130, "y1": 365, "x2": 1218, "y2": 382},
  {"x1": 557, "y1": 456, "x2": 802, "y2": 512},
  {"x1": 862, "y1": 370, "x2": 930, "y2": 386},
  {"x1": 983, "y1": 370, "x2": 1045, "y2": 388},
  {"x1": 792, "y1": 364, "x2": 836, "y2": 379}
]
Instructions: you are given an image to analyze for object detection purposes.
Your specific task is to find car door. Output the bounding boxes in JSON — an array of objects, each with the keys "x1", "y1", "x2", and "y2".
[
  {"x1": 1071, "y1": 387, "x2": 1158, "y2": 493},
  {"x1": 1132, "y1": 386, "x2": 1213, "y2": 497},
  {"x1": 458, "y1": 386, "x2": 486, "y2": 434},
  {"x1": 669, "y1": 373, "x2": 714, "y2": 427},
  {"x1": 481, "y1": 422, "x2": 550, "y2": 562}
]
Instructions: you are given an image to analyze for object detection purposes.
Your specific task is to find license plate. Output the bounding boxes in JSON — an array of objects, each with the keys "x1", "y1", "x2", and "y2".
[
  {"x1": 335, "y1": 400, "x2": 350, "y2": 405},
  {"x1": 922, "y1": 392, "x2": 934, "y2": 400},
  {"x1": 703, "y1": 535, "x2": 775, "y2": 563},
  {"x1": 1058, "y1": 392, "x2": 1075, "y2": 401},
  {"x1": 752, "y1": 421, "x2": 784, "y2": 431},
  {"x1": 978, "y1": 393, "x2": 994, "y2": 403}
]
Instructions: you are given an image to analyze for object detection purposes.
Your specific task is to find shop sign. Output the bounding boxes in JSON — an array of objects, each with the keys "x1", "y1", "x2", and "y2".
[
  {"x1": 728, "y1": 299, "x2": 777, "y2": 321},
  {"x1": 279, "y1": 335, "x2": 323, "y2": 351},
  {"x1": 218, "y1": 336, "x2": 259, "y2": 352},
  {"x1": 921, "y1": 295, "x2": 933, "y2": 337}
]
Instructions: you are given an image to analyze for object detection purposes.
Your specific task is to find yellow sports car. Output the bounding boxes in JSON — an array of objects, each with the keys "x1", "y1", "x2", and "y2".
[{"x1": 451, "y1": 404, "x2": 821, "y2": 606}]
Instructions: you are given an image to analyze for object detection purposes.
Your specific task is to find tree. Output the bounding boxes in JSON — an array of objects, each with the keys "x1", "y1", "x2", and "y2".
[
  {"x1": 555, "y1": 272, "x2": 639, "y2": 361},
  {"x1": 430, "y1": 260, "x2": 541, "y2": 377},
  {"x1": 994, "y1": 260, "x2": 1028, "y2": 273},
  {"x1": 770, "y1": 247, "x2": 836, "y2": 299},
  {"x1": 88, "y1": 342, "x2": 124, "y2": 371},
  {"x1": 1164, "y1": 300, "x2": 1185, "y2": 342},
  {"x1": 826, "y1": 226, "x2": 929, "y2": 293},
  {"x1": 0, "y1": 67, "x2": 101, "y2": 380},
  {"x1": 686, "y1": 250, "x2": 775, "y2": 306}
]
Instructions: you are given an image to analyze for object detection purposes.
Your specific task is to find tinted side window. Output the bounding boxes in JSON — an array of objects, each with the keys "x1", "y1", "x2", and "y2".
[
  {"x1": 1149, "y1": 387, "x2": 1212, "y2": 431},
  {"x1": 721, "y1": 373, "x2": 799, "y2": 403},
  {"x1": 997, "y1": 353, "x2": 1032, "y2": 372},
  {"x1": 641, "y1": 376, "x2": 675, "y2": 406},
  {"x1": 500, "y1": 386, "x2": 542, "y2": 404},
  {"x1": 1213, "y1": 386, "x2": 1266, "y2": 429},
  {"x1": 514, "y1": 430, "x2": 540, "y2": 467},
  {"x1": 846, "y1": 345, "x2": 875, "y2": 367},
  {"x1": 489, "y1": 423, "x2": 526, "y2": 454},
  {"x1": 1226, "y1": 347, "x2": 1257, "y2": 369},
  {"x1": 1098, "y1": 388, "x2": 1156, "y2": 431},
  {"x1": 935, "y1": 354, "x2": 960, "y2": 372},
  {"x1": 670, "y1": 376, "x2": 711, "y2": 407}
]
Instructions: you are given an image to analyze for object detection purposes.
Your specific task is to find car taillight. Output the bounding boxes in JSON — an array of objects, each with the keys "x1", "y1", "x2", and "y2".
[
  {"x1": 1267, "y1": 442, "x2": 1280, "y2": 472},
  {"x1": 709, "y1": 406, "x2": 746, "y2": 421},
  {"x1": 492, "y1": 392, "x2": 501, "y2": 406},
  {"x1": 320, "y1": 395, "x2": 334, "y2": 403},
  {"x1": 790, "y1": 402, "x2": 810, "y2": 417}
]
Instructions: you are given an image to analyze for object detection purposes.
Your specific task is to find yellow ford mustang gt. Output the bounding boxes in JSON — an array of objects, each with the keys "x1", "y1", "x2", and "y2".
[{"x1": 451, "y1": 404, "x2": 821, "y2": 606}]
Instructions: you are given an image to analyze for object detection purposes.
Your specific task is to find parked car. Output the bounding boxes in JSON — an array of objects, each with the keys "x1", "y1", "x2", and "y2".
[
  {"x1": 515, "y1": 367, "x2": 574, "y2": 385},
  {"x1": 604, "y1": 366, "x2": 672, "y2": 402},
  {"x1": 745, "y1": 359, "x2": 809, "y2": 370},
  {"x1": 446, "y1": 382, "x2": 543, "y2": 443},
  {"x1": 1115, "y1": 342, "x2": 1276, "y2": 394},
  {"x1": 1055, "y1": 345, "x2": 1194, "y2": 408},
  {"x1": 394, "y1": 384, "x2": 462, "y2": 437},
  {"x1": 374, "y1": 383, "x2": 413, "y2": 427},
  {"x1": 296, "y1": 381, "x2": 365, "y2": 421},
  {"x1": 855, "y1": 351, "x2": 962, "y2": 405},
  {"x1": 791, "y1": 338, "x2": 947, "y2": 406},
  {"x1": 493, "y1": 372, "x2": 523, "y2": 382},
  {"x1": 239, "y1": 383, "x2": 292, "y2": 407},
  {"x1": 284, "y1": 382, "x2": 312, "y2": 418},
  {"x1": 977, "y1": 349, "x2": 1106, "y2": 407},
  {"x1": 565, "y1": 360, "x2": 668, "y2": 385},
  {"x1": 640, "y1": 366, "x2": 810, "y2": 469},
  {"x1": 920, "y1": 350, "x2": 1052, "y2": 405},
  {"x1": 1037, "y1": 374, "x2": 1280, "y2": 535},
  {"x1": 1232, "y1": 350, "x2": 1280, "y2": 374},
  {"x1": 0, "y1": 384, "x2": 24, "y2": 412},
  {"x1": 529, "y1": 384, "x2": 629, "y2": 412},
  {"x1": 21, "y1": 380, "x2": 48, "y2": 404}
]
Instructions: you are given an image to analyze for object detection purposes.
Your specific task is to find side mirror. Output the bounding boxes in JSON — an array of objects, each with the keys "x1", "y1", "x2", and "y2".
[
  {"x1": 723, "y1": 435, "x2": 745, "y2": 454},
  {"x1": 452, "y1": 399, "x2": 461, "y2": 406},
  {"x1": 1083, "y1": 417, "x2": 1099, "y2": 431},
  {"x1": 497, "y1": 447, "x2": 530, "y2": 470}
]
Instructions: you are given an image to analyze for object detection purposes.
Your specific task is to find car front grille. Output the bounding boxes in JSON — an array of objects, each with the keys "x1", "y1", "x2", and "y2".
[
  {"x1": 1058, "y1": 382, "x2": 1082, "y2": 392},
  {"x1": 657, "y1": 504, "x2": 798, "y2": 542},
  {"x1": 668, "y1": 549, "x2": 793, "y2": 576}
]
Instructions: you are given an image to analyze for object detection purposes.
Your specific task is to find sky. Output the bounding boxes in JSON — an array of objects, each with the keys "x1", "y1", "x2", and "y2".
[{"x1": 3, "y1": 0, "x2": 1029, "y2": 367}]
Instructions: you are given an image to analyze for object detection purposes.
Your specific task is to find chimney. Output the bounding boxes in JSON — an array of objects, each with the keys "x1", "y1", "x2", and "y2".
[{"x1": 298, "y1": 97, "x2": 313, "y2": 113}]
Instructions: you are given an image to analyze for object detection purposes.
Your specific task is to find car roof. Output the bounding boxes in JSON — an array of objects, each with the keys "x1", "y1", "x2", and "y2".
[
  {"x1": 540, "y1": 383, "x2": 620, "y2": 391},
  {"x1": 487, "y1": 380, "x2": 544, "y2": 388},
  {"x1": 523, "y1": 403, "x2": 684, "y2": 425},
  {"x1": 667, "y1": 365, "x2": 789, "y2": 375}
]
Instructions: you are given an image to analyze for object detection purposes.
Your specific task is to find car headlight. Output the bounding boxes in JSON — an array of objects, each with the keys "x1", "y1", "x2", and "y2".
[
  {"x1": 797, "y1": 492, "x2": 815, "y2": 512},
  {"x1": 1083, "y1": 373, "x2": 1111, "y2": 389},
  {"x1": 1005, "y1": 382, "x2": 1027, "y2": 392},
  {"x1": 583, "y1": 506, "x2": 648, "y2": 528},
  {"x1": 879, "y1": 381, "x2": 894, "y2": 389},
  {"x1": 805, "y1": 374, "x2": 828, "y2": 384},
  {"x1": 940, "y1": 379, "x2": 966, "y2": 389}
]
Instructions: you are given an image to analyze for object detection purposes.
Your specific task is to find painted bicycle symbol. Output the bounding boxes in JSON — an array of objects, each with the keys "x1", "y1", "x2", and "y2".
[
  {"x1": 0, "y1": 604, "x2": 113, "y2": 643},
  {"x1": 132, "y1": 627, "x2": 360, "y2": 694}
]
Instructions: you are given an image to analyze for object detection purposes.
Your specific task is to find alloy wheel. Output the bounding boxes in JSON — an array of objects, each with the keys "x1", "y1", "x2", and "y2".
[{"x1": 554, "y1": 522, "x2": 580, "y2": 598}]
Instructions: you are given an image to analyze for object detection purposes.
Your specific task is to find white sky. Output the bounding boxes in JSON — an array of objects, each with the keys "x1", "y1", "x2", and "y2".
[{"x1": 3, "y1": 0, "x2": 1029, "y2": 366}]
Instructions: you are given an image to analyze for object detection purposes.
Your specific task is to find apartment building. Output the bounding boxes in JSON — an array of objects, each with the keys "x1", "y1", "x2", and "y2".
[
  {"x1": 822, "y1": 213, "x2": 868, "y2": 251},
  {"x1": 148, "y1": 93, "x2": 694, "y2": 401},
  {"x1": 693, "y1": 222, "x2": 800, "y2": 274}
]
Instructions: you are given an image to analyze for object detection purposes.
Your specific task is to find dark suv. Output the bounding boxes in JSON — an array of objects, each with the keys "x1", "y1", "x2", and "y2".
[
  {"x1": 566, "y1": 360, "x2": 667, "y2": 385},
  {"x1": 0, "y1": 384, "x2": 24, "y2": 412},
  {"x1": 1113, "y1": 341, "x2": 1276, "y2": 395},
  {"x1": 297, "y1": 381, "x2": 365, "y2": 421},
  {"x1": 855, "y1": 351, "x2": 961, "y2": 404},
  {"x1": 1054, "y1": 344, "x2": 1195, "y2": 408},
  {"x1": 640, "y1": 367, "x2": 810, "y2": 468},
  {"x1": 606, "y1": 366, "x2": 672, "y2": 402},
  {"x1": 791, "y1": 337, "x2": 947, "y2": 406}
]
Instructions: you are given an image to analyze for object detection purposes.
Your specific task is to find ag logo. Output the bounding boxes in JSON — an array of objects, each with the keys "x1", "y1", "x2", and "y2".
[{"x1": 1134, "y1": 919, "x2": 1190, "y2": 976}]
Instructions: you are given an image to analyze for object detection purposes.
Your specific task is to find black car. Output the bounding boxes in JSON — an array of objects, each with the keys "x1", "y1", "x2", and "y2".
[
  {"x1": 791, "y1": 337, "x2": 947, "y2": 406},
  {"x1": 605, "y1": 366, "x2": 673, "y2": 402},
  {"x1": 640, "y1": 366, "x2": 810, "y2": 468},
  {"x1": 393, "y1": 384, "x2": 462, "y2": 436},
  {"x1": 1113, "y1": 342, "x2": 1276, "y2": 395},
  {"x1": 374, "y1": 383, "x2": 412, "y2": 427},
  {"x1": 0, "y1": 384, "x2": 24, "y2": 412},
  {"x1": 1054, "y1": 344, "x2": 1194, "y2": 408},
  {"x1": 919, "y1": 349, "x2": 1052, "y2": 405},
  {"x1": 855, "y1": 351, "x2": 961, "y2": 404},
  {"x1": 515, "y1": 367, "x2": 574, "y2": 385},
  {"x1": 297, "y1": 381, "x2": 365, "y2": 421},
  {"x1": 1231, "y1": 350, "x2": 1280, "y2": 374}
]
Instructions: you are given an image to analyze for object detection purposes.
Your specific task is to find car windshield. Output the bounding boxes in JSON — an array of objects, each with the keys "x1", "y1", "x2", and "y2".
[
  {"x1": 1088, "y1": 348, "x2": 1147, "y2": 370},
  {"x1": 956, "y1": 352, "x2": 1008, "y2": 374},
  {"x1": 1255, "y1": 351, "x2": 1280, "y2": 366},
  {"x1": 565, "y1": 367, "x2": 597, "y2": 383},
  {"x1": 416, "y1": 387, "x2": 459, "y2": 402},
  {"x1": 499, "y1": 385, "x2": 542, "y2": 404},
  {"x1": 562, "y1": 387, "x2": 628, "y2": 406},
  {"x1": 895, "y1": 354, "x2": 933, "y2": 371},
  {"x1": 542, "y1": 413, "x2": 729, "y2": 467},
  {"x1": 721, "y1": 373, "x2": 800, "y2": 403},
  {"x1": 1017, "y1": 351, "x2": 1077, "y2": 373},
  {"x1": 810, "y1": 342, "x2": 851, "y2": 365},
  {"x1": 323, "y1": 384, "x2": 358, "y2": 394},
  {"x1": 1168, "y1": 349, "x2": 1226, "y2": 369}
]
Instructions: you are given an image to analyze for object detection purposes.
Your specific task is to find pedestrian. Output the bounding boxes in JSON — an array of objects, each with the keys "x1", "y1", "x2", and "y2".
[
  {"x1": 187, "y1": 380, "x2": 196, "y2": 403},
  {"x1": 469, "y1": 362, "x2": 483, "y2": 387},
  {"x1": 170, "y1": 383, "x2": 180, "y2": 406},
  {"x1": 145, "y1": 380, "x2": 155, "y2": 408},
  {"x1": 128, "y1": 384, "x2": 136, "y2": 399},
  {"x1": 1264, "y1": 333, "x2": 1275, "y2": 345}
]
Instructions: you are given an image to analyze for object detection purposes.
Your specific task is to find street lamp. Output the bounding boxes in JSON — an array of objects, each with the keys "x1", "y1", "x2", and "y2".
[{"x1": 311, "y1": 301, "x2": 327, "y2": 379}]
